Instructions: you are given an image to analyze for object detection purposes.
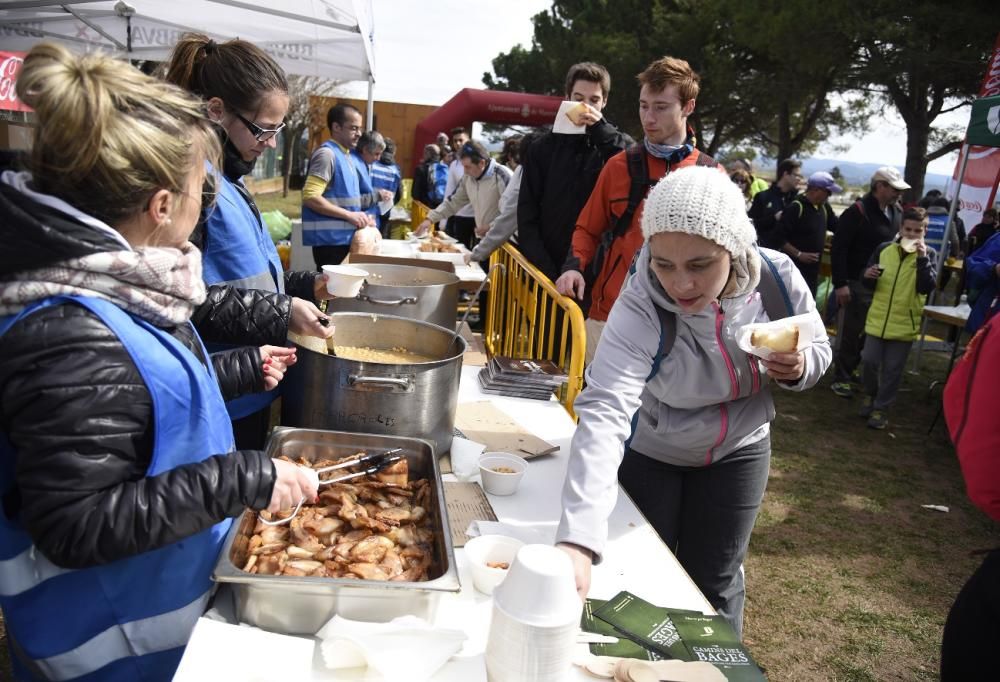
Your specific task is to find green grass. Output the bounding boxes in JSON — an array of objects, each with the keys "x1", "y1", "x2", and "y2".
[
  {"x1": 255, "y1": 189, "x2": 303, "y2": 219},
  {"x1": 744, "y1": 342, "x2": 996, "y2": 680}
]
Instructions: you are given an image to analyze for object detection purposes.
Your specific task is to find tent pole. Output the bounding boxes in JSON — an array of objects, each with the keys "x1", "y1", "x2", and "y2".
[
  {"x1": 913, "y1": 141, "x2": 972, "y2": 372},
  {"x1": 366, "y1": 77, "x2": 375, "y2": 130}
]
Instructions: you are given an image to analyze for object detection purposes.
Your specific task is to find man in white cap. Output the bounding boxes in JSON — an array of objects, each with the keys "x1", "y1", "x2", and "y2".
[
  {"x1": 773, "y1": 171, "x2": 840, "y2": 295},
  {"x1": 830, "y1": 165, "x2": 910, "y2": 397}
]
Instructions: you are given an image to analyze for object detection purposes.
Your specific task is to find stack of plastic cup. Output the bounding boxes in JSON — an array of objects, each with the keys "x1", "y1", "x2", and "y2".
[{"x1": 485, "y1": 544, "x2": 582, "y2": 682}]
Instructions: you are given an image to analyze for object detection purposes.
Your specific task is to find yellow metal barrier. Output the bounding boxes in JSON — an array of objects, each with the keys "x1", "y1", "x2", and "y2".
[
  {"x1": 485, "y1": 243, "x2": 586, "y2": 420},
  {"x1": 410, "y1": 200, "x2": 430, "y2": 235}
]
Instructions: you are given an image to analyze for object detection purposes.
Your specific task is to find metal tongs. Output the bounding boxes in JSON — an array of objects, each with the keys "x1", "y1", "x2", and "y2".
[{"x1": 257, "y1": 448, "x2": 404, "y2": 526}]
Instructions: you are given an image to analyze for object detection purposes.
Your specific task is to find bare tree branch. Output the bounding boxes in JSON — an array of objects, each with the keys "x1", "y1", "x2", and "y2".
[{"x1": 927, "y1": 139, "x2": 963, "y2": 162}]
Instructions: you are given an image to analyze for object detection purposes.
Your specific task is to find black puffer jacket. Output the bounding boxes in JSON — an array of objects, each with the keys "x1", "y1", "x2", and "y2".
[
  {"x1": 190, "y1": 150, "x2": 319, "y2": 347},
  {"x1": 0, "y1": 175, "x2": 276, "y2": 569},
  {"x1": 517, "y1": 119, "x2": 633, "y2": 281}
]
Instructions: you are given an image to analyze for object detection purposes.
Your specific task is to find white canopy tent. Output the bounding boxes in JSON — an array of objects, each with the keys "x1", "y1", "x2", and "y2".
[{"x1": 0, "y1": 0, "x2": 377, "y2": 125}]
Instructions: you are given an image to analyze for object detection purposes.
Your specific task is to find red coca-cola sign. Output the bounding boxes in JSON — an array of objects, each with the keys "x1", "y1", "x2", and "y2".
[{"x1": 0, "y1": 51, "x2": 31, "y2": 113}]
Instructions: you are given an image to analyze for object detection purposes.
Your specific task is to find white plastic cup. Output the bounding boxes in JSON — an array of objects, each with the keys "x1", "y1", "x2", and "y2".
[
  {"x1": 486, "y1": 544, "x2": 581, "y2": 681},
  {"x1": 492, "y1": 545, "x2": 581, "y2": 628},
  {"x1": 478, "y1": 452, "x2": 527, "y2": 496},
  {"x1": 464, "y1": 535, "x2": 524, "y2": 595},
  {"x1": 321, "y1": 264, "x2": 368, "y2": 297}
]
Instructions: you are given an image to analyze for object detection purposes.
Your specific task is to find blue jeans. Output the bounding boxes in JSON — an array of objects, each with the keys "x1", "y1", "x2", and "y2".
[{"x1": 618, "y1": 436, "x2": 771, "y2": 637}]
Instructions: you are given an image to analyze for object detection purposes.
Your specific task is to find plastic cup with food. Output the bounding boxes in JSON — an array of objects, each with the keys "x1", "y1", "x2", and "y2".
[
  {"x1": 464, "y1": 534, "x2": 524, "y2": 595},
  {"x1": 478, "y1": 452, "x2": 527, "y2": 496}
]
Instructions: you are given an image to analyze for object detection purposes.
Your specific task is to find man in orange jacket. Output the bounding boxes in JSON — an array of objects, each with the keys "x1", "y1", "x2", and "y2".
[{"x1": 556, "y1": 56, "x2": 721, "y2": 363}]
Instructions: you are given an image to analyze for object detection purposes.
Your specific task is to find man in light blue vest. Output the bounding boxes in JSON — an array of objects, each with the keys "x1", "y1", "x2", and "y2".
[
  {"x1": 372, "y1": 137, "x2": 403, "y2": 237},
  {"x1": 301, "y1": 104, "x2": 390, "y2": 268},
  {"x1": 353, "y1": 130, "x2": 388, "y2": 229}
]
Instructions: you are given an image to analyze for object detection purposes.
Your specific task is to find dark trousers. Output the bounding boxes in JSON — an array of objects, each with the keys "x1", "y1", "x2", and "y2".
[
  {"x1": 834, "y1": 280, "x2": 873, "y2": 382},
  {"x1": 232, "y1": 405, "x2": 271, "y2": 450},
  {"x1": 313, "y1": 245, "x2": 351, "y2": 270},
  {"x1": 618, "y1": 436, "x2": 772, "y2": 637},
  {"x1": 861, "y1": 337, "x2": 912, "y2": 410},
  {"x1": 446, "y1": 215, "x2": 477, "y2": 252},
  {"x1": 941, "y1": 549, "x2": 1000, "y2": 680}
]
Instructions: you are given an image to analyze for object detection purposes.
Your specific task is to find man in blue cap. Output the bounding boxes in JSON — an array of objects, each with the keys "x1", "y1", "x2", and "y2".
[{"x1": 773, "y1": 171, "x2": 840, "y2": 295}]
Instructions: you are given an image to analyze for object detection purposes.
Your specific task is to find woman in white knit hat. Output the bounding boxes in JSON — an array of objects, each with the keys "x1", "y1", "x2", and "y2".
[{"x1": 555, "y1": 165, "x2": 832, "y2": 636}]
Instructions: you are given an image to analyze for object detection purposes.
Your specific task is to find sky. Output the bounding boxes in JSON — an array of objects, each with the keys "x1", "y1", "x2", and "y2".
[{"x1": 343, "y1": 0, "x2": 964, "y2": 176}]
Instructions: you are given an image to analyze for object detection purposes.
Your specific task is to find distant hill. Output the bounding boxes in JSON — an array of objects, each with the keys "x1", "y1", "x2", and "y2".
[{"x1": 797, "y1": 158, "x2": 951, "y2": 192}]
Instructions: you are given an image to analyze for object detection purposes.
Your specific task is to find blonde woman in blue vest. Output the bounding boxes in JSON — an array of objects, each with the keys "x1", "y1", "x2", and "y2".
[
  {"x1": 0, "y1": 43, "x2": 318, "y2": 681},
  {"x1": 858, "y1": 206, "x2": 937, "y2": 430},
  {"x1": 164, "y1": 34, "x2": 336, "y2": 449}
]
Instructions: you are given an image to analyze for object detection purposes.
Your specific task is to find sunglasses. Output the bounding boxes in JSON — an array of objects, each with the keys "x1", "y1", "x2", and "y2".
[{"x1": 233, "y1": 111, "x2": 286, "y2": 142}]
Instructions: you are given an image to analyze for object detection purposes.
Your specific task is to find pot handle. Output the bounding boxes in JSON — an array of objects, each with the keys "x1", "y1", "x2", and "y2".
[
  {"x1": 355, "y1": 294, "x2": 418, "y2": 306},
  {"x1": 348, "y1": 375, "x2": 413, "y2": 391}
]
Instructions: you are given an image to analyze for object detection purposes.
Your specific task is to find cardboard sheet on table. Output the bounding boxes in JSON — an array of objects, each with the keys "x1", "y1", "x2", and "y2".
[
  {"x1": 443, "y1": 481, "x2": 497, "y2": 547},
  {"x1": 454, "y1": 401, "x2": 560, "y2": 458}
]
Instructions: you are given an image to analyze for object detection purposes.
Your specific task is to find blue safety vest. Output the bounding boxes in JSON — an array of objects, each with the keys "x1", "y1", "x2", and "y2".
[
  {"x1": 352, "y1": 150, "x2": 380, "y2": 223},
  {"x1": 202, "y1": 167, "x2": 283, "y2": 419},
  {"x1": 0, "y1": 295, "x2": 235, "y2": 682},
  {"x1": 371, "y1": 160, "x2": 401, "y2": 229},
  {"x1": 202, "y1": 168, "x2": 284, "y2": 296},
  {"x1": 301, "y1": 141, "x2": 362, "y2": 246}
]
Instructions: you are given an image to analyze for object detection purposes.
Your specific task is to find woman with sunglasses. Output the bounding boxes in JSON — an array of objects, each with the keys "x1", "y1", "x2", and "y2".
[
  {"x1": 165, "y1": 34, "x2": 334, "y2": 449},
  {"x1": 0, "y1": 43, "x2": 317, "y2": 681}
]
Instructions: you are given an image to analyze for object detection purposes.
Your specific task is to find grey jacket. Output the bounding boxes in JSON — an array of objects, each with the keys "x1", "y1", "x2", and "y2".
[
  {"x1": 556, "y1": 244, "x2": 832, "y2": 559},
  {"x1": 428, "y1": 159, "x2": 512, "y2": 229},
  {"x1": 470, "y1": 165, "x2": 521, "y2": 262}
]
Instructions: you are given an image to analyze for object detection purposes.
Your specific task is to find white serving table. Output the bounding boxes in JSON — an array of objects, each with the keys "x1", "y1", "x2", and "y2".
[{"x1": 176, "y1": 365, "x2": 712, "y2": 680}]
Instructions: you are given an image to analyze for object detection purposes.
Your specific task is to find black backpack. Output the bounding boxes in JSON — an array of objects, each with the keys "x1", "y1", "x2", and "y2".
[{"x1": 584, "y1": 144, "x2": 717, "y2": 287}]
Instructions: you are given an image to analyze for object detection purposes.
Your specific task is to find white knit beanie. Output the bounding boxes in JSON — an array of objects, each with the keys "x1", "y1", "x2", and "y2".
[{"x1": 640, "y1": 165, "x2": 761, "y2": 298}]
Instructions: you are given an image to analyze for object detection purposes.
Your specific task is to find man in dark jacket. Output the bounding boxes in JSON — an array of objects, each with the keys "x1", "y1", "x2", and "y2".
[
  {"x1": 830, "y1": 165, "x2": 909, "y2": 397},
  {"x1": 748, "y1": 158, "x2": 803, "y2": 248},
  {"x1": 517, "y1": 62, "x2": 633, "y2": 283},
  {"x1": 968, "y1": 208, "x2": 999, "y2": 256},
  {"x1": 773, "y1": 171, "x2": 840, "y2": 295}
]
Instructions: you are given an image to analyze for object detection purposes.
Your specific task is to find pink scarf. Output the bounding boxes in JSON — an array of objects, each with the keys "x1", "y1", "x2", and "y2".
[{"x1": 0, "y1": 242, "x2": 207, "y2": 327}]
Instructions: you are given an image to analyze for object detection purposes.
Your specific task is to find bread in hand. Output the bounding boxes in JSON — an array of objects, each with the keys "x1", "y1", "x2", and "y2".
[
  {"x1": 565, "y1": 101, "x2": 590, "y2": 126},
  {"x1": 750, "y1": 324, "x2": 799, "y2": 353}
]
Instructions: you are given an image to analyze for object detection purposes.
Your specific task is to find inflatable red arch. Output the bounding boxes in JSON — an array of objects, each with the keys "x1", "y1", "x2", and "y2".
[{"x1": 412, "y1": 88, "x2": 563, "y2": 172}]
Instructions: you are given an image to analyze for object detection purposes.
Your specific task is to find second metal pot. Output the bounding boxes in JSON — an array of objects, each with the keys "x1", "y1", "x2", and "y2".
[
  {"x1": 327, "y1": 263, "x2": 459, "y2": 331},
  {"x1": 282, "y1": 313, "x2": 467, "y2": 454}
]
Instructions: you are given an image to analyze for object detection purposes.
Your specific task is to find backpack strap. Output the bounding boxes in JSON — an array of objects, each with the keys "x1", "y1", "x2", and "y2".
[
  {"x1": 756, "y1": 248, "x2": 796, "y2": 319},
  {"x1": 613, "y1": 144, "x2": 654, "y2": 238},
  {"x1": 694, "y1": 150, "x2": 717, "y2": 167}
]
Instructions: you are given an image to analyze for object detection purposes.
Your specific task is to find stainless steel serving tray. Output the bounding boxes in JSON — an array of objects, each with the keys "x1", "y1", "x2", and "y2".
[{"x1": 212, "y1": 427, "x2": 460, "y2": 635}]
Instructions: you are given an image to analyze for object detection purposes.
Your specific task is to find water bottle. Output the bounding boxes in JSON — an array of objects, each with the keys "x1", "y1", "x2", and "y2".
[{"x1": 958, "y1": 294, "x2": 971, "y2": 314}]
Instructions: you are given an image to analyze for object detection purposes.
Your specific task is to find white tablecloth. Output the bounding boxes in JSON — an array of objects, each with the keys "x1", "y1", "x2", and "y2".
[{"x1": 176, "y1": 366, "x2": 712, "y2": 680}]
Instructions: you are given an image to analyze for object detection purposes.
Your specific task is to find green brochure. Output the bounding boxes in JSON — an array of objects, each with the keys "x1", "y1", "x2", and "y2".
[
  {"x1": 671, "y1": 613, "x2": 766, "y2": 682},
  {"x1": 591, "y1": 591, "x2": 694, "y2": 660},
  {"x1": 581, "y1": 599, "x2": 663, "y2": 660}
]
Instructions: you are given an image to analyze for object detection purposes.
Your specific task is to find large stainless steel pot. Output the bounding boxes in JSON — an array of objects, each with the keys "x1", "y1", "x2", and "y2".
[
  {"x1": 282, "y1": 313, "x2": 466, "y2": 454},
  {"x1": 327, "y1": 263, "x2": 459, "y2": 331},
  {"x1": 213, "y1": 428, "x2": 460, "y2": 634}
]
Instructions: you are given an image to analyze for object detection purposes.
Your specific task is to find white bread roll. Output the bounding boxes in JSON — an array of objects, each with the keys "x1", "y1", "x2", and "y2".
[
  {"x1": 564, "y1": 101, "x2": 590, "y2": 126},
  {"x1": 750, "y1": 324, "x2": 799, "y2": 353}
]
